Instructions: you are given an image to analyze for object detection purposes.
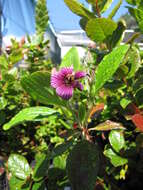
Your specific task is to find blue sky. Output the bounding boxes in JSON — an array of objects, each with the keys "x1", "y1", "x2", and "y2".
[{"x1": 47, "y1": 0, "x2": 128, "y2": 31}]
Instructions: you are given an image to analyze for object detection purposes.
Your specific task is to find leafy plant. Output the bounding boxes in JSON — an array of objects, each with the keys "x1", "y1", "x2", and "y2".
[{"x1": 1, "y1": 0, "x2": 143, "y2": 190}]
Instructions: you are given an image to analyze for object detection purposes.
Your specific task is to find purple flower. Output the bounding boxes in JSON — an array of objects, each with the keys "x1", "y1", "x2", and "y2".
[{"x1": 51, "y1": 67, "x2": 86, "y2": 100}]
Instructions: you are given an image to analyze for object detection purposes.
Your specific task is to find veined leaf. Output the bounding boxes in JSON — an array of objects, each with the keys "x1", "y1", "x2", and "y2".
[
  {"x1": 8, "y1": 154, "x2": 31, "y2": 180},
  {"x1": 94, "y1": 45, "x2": 129, "y2": 92},
  {"x1": 21, "y1": 72, "x2": 66, "y2": 106},
  {"x1": 86, "y1": 18, "x2": 117, "y2": 42},
  {"x1": 109, "y1": 130, "x2": 125, "y2": 152},
  {"x1": 3, "y1": 106, "x2": 57, "y2": 130}
]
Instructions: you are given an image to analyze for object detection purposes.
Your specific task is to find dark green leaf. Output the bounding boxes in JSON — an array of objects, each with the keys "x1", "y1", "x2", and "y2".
[
  {"x1": 33, "y1": 153, "x2": 50, "y2": 181},
  {"x1": 107, "y1": 20, "x2": 126, "y2": 49},
  {"x1": 126, "y1": 0, "x2": 143, "y2": 6},
  {"x1": 133, "y1": 75, "x2": 143, "y2": 93},
  {"x1": 128, "y1": 7, "x2": 143, "y2": 33},
  {"x1": 8, "y1": 154, "x2": 31, "y2": 180},
  {"x1": 3, "y1": 106, "x2": 57, "y2": 130},
  {"x1": 66, "y1": 140, "x2": 100, "y2": 190},
  {"x1": 51, "y1": 140, "x2": 73, "y2": 158},
  {"x1": 135, "y1": 87, "x2": 143, "y2": 106}
]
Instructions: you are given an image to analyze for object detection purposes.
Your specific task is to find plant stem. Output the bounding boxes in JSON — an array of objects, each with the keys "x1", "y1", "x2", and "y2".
[{"x1": 96, "y1": 0, "x2": 101, "y2": 17}]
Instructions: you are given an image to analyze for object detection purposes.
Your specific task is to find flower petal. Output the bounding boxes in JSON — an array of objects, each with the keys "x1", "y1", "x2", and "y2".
[
  {"x1": 51, "y1": 73, "x2": 64, "y2": 88},
  {"x1": 74, "y1": 81, "x2": 84, "y2": 91},
  {"x1": 75, "y1": 71, "x2": 86, "y2": 79},
  {"x1": 56, "y1": 85, "x2": 73, "y2": 100},
  {"x1": 59, "y1": 67, "x2": 73, "y2": 78}
]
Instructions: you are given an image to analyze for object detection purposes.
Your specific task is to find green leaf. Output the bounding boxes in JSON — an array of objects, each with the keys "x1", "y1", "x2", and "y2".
[
  {"x1": 94, "y1": 45, "x2": 129, "y2": 92},
  {"x1": 0, "y1": 97, "x2": 7, "y2": 109},
  {"x1": 133, "y1": 75, "x2": 143, "y2": 93},
  {"x1": 120, "y1": 98, "x2": 131, "y2": 109},
  {"x1": 108, "y1": 0, "x2": 122, "y2": 19},
  {"x1": 51, "y1": 140, "x2": 73, "y2": 158},
  {"x1": 135, "y1": 87, "x2": 143, "y2": 106},
  {"x1": 127, "y1": 46, "x2": 141, "y2": 79},
  {"x1": 8, "y1": 154, "x2": 31, "y2": 180},
  {"x1": 89, "y1": 120, "x2": 125, "y2": 131},
  {"x1": 3, "y1": 106, "x2": 57, "y2": 130},
  {"x1": 126, "y1": 0, "x2": 143, "y2": 6},
  {"x1": 33, "y1": 153, "x2": 50, "y2": 181},
  {"x1": 64, "y1": 0, "x2": 94, "y2": 18},
  {"x1": 86, "y1": 18, "x2": 117, "y2": 42},
  {"x1": 107, "y1": 20, "x2": 126, "y2": 50},
  {"x1": 66, "y1": 140, "x2": 100, "y2": 190},
  {"x1": 35, "y1": 0, "x2": 49, "y2": 33},
  {"x1": 109, "y1": 130, "x2": 125, "y2": 152},
  {"x1": 78, "y1": 103, "x2": 86, "y2": 123},
  {"x1": 80, "y1": 17, "x2": 88, "y2": 30},
  {"x1": 60, "y1": 47, "x2": 81, "y2": 71},
  {"x1": 21, "y1": 72, "x2": 66, "y2": 106},
  {"x1": 53, "y1": 155, "x2": 67, "y2": 170},
  {"x1": 32, "y1": 181, "x2": 46, "y2": 190},
  {"x1": 127, "y1": 7, "x2": 143, "y2": 33},
  {"x1": 104, "y1": 148, "x2": 128, "y2": 167},
  {"x1": 9, "y1": 176, "x2": 25, "y2": 190},
  {"x1": 100, "y1": 0, "x2": 113, "y2": 13}
]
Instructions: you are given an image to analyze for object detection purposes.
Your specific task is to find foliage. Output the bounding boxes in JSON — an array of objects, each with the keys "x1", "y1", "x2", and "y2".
[
  {"x1": 1, "y1": 0, "x2": 143, "y2": 190},
  {"x1": 35, "y1": 0, "x2": 49, "y2": 34}
]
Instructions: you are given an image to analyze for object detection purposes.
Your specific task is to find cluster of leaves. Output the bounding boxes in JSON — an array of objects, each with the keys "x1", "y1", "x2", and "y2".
[{"x1": 1, "y1": 0, "x2": 143, "y2": 190}]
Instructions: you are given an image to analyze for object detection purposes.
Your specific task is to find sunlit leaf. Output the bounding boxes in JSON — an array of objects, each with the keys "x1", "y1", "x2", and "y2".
[
  {"x1": 8, "y1": 154, "x2": 31, "y2": 180},
  {"x1": 109, "y1": 130, "x2": 125, "y2": 152},
  {"x1": 3, "y1": 106, "x2": 57, "y2": 130}
]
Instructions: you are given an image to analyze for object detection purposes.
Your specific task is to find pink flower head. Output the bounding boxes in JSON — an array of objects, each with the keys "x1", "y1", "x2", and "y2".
[{"x1": 51, "y1": 67, "x2": 86, "y2": 100}]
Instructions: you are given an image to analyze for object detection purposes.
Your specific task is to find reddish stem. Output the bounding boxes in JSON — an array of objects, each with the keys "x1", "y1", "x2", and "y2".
[{"x1": 95, "y1": 0, "x2": 101, "y2": 17}]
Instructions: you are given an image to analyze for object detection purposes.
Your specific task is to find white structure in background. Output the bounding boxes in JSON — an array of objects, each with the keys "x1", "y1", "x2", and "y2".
[
  {"x1": 57, "y1": 30, "x2": 94, "y2": 58},
  {"x1": 57, "y1": 29, "x2": 143, "y2": 60}
]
